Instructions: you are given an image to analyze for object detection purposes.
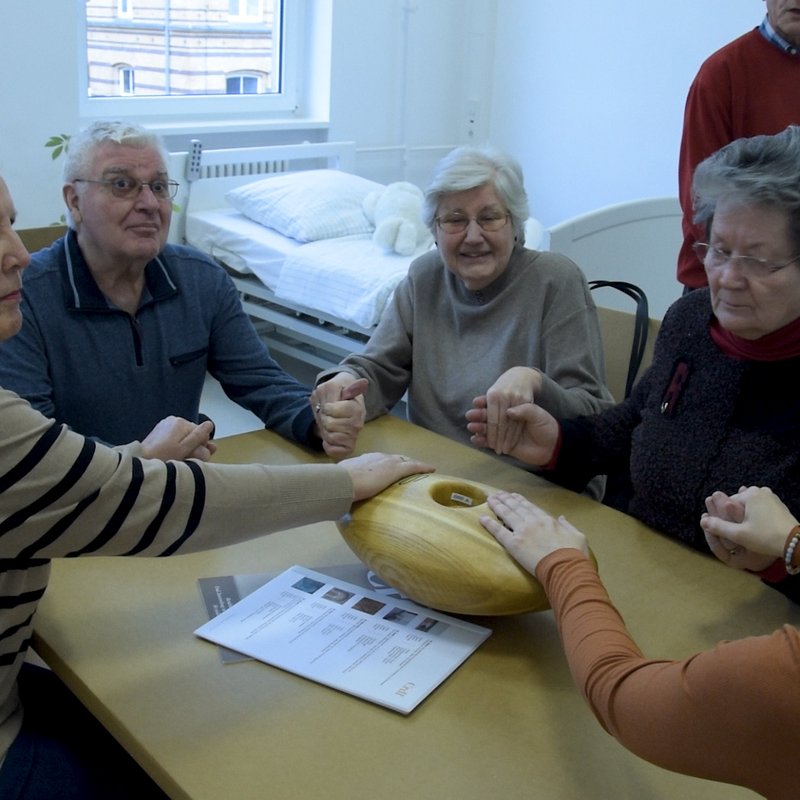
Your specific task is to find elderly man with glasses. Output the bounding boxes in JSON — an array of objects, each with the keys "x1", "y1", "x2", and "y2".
[{"x1": 0, "y1": 121, "x2": 362, "y2": 459}]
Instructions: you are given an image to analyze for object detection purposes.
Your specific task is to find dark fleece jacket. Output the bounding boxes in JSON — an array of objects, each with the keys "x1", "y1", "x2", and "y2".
[{"x1": 550, "y1": 288, "x2": 800, "y2": 601}]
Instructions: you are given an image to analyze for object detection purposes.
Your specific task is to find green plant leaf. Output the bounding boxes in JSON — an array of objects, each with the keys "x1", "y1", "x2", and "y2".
[{"x1": 45, "y1": 134, "x2": 71, "y2": 161}]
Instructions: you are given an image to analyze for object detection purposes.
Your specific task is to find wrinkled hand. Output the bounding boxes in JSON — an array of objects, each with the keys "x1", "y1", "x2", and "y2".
[
  {"x1": 700, "y1": 486, "x2": 797, "y2": 572},
  {"x1": 466, "y1": 397, "x2": 559, "y2": 466},
  {"x1": 482, "y1": 367, "x2": 543, "y2": 454},
  {"x1": 480, "y1": 491, "x2": 589, "y2": 576},
  {"x1": 140, "y1": 417, "x2": 217, "y2": 461},
  {"x1": 339, "y1": 452, "x2": 435, "y2": 501},
  {"x1": 311, "y1": 374, "x2": 368, "y2": 459}
]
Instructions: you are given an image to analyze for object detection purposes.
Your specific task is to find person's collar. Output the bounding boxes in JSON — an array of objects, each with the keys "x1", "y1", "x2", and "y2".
[
  {"x1": 709, "y1": 314, "x2": 800, "y2": 361},
  {"x1": 62, "y1": 229, "x2": 178, "y2": 312},
  {"x1": 759, "y1": 15, "x2": 800, "y2": 56}
]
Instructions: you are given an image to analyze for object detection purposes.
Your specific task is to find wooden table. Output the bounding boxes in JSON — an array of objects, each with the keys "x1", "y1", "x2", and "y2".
[{"x1": 33, "y1": 416, "x2": 798, "y2": 799}]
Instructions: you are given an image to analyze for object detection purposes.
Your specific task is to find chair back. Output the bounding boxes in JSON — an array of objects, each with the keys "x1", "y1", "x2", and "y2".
[
  {"x1": 18, "y1": 225, "x2": 67, "y2": 253},
  {"x1": 589, "y1": 280, "x2": 659, "y2": 402}
]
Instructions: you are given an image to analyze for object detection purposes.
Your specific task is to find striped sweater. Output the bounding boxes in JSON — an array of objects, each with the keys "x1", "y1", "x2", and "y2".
[{"x1": 0, "y1": 388, "x2": 352, "y2": 765}]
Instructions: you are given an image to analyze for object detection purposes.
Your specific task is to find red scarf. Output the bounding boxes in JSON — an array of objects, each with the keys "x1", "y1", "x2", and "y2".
[{"x1": 710, "y1": 316, "x2": 800, "y2": 361}]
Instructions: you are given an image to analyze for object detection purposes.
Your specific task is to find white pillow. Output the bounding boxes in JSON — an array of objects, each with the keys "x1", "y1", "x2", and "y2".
[{"x1": 225, "y1": 169, "x2": 384, "y2": 242}]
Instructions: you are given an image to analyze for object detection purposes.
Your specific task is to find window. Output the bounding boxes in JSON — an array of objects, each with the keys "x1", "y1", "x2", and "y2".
[
  {"x1": 118, "y1": 65, "x2": 135, "y2": 95},
  {"x1": 80, "y1": 0, "x2": 302, "y2": 122},
  {"x1": 229, "y1": 0, "x2": 262, "y2": 21},
  {"x1": 226, "y1": 72, "x2": 264, "y2": 94}
]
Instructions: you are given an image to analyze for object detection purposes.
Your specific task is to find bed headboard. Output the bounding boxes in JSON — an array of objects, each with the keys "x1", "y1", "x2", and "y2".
[
  {"x1": 168, "y1": 140, "x2": 358, "y2": 243},
  {"x1": 548, "y1": 197, "x2": 683, "y2": 320}
]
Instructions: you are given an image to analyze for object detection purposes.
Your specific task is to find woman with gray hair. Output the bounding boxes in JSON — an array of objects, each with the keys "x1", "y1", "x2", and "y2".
[
  {"x1": 466, "y1": 126, "x2": 800, "y2": 602},
  {"x1": 313, "y1": 145, "x2": 612, "y2": 486}
]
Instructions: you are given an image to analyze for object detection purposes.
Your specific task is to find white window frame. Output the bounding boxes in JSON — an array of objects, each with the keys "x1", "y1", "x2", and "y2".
[{"x1": 79, "y1": 0, "x2": 302, "y2": 125}]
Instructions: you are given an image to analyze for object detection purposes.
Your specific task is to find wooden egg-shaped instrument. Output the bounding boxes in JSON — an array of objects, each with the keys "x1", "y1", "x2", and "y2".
[{"x1": 337, "y1": 473, "x2": 551, "y2": 616}]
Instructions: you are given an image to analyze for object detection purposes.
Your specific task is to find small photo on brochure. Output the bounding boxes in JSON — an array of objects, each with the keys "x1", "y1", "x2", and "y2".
[
  {"x1": 293, "y1": 576, "x2": 325, "y2": 595},
  {"x1": 353, "y1": 597, "x2": 386, "y2": 615},
  {"x1": 323, "y1": 586, "x2": 355, "y2": 605}
]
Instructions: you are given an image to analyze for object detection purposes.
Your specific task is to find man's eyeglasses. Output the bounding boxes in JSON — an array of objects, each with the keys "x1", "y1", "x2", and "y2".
[
  {"x1": 74, "y1": 176, "x2": 180, "y2": 201},
  {"x1": 435, "y1": 212, "x2": 510, "y2": 234},
  {"x1": 692, "y1": 241, "x2": 800, "y2": 279}
]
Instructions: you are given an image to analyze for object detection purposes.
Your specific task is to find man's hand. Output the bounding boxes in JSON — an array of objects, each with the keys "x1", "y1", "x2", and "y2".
[{"x1": 140, "y1": 416, "x2": 217, "y2": 461}]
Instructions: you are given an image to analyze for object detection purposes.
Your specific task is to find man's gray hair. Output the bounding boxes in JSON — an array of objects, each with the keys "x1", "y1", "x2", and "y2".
[{"x1": 62, "y1": 120, "x2": 169, "y2": 184}]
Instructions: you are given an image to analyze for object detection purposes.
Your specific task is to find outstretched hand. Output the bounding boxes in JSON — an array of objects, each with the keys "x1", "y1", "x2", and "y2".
[
  {"x1": 466, "y1": 396, "x2": 559, "y2": 466},
  {"x1": 479, "y1": 491, "x2": 589, "y2": 576},
  {"x1": 339, "y1": 452, "x2": 434, "y2": 501}
]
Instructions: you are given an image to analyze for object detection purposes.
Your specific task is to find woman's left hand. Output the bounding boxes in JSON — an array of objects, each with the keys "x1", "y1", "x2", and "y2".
[
  {"x1": 480, "y1": 491, "x2": 589, "y2": 575},
  {"x1": 483, "y1": 367, "x2": 543, "y2": 454}
]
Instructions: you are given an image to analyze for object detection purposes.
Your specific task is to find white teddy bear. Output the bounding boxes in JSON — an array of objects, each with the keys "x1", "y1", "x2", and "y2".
[{"x1": 363, "y1": 181, "x2": 433, "y2": 256}]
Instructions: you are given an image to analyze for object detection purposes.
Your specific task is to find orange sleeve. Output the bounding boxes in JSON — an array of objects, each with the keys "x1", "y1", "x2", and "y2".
[{"x1": 537, "y1": 550, "x2": 800, "y2": 798}]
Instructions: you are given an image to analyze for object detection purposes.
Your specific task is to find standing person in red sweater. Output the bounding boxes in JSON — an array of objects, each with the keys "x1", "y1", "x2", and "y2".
[{"x1": 677, "y1": 0, "x2": 800, "y2": 290}]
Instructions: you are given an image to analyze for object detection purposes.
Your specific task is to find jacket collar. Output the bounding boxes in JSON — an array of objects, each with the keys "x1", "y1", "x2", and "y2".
[{"x1": 60, "y1": 228, "x2": 178, "y2": 312}]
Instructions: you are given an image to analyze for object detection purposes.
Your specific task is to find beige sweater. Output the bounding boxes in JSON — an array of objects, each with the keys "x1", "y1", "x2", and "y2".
[{"x1": 0, "y1": 389, "x2": 353, "y2": 765}]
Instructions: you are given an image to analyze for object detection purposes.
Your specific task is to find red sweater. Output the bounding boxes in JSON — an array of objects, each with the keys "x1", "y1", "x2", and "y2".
[
  {"x1": 538, "y1": 549, "x2": 800, "y2": 799},
  {"x1": 677, "y1": 29, "x2": 800, "y2": 288}
]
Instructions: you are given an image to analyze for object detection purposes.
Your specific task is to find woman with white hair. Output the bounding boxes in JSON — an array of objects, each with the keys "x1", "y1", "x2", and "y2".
[{"x1": 313, "y1": 145, "x2": 612, "y2": 489}]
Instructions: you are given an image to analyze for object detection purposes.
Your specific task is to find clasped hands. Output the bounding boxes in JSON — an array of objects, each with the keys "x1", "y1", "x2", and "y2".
[
  {"x1": 310, "y1": 373, "x2": 368, "y2": 458},
  {"x1": 466, "y1": 369, "x2": 558, "y2": 464},
  {"x1": 701, "y1": 486, "x2": 799, "y2": 572}
]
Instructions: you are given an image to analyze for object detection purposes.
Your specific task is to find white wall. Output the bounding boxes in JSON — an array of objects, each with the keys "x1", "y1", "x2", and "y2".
[
  {"x1": 489, "y1": 0, "x2": 760, "y2": 228},
  {"x1": 327, "y1": 0, "x2": 496, "y2": 187},
  {"x1": 0, "y1": 3, "x2": 80, "y2": 230}
]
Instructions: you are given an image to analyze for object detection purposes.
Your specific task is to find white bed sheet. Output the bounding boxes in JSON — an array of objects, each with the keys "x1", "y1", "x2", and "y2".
[
  {"x1": 186, "y1": 207, "x2": 302, "y2": 289},
  {"x1": 186, "y1": 207, "x2": 421, "y2": 330},
  {"x1": 275, "y1": 234, "x2": 423, "y2": 330}
]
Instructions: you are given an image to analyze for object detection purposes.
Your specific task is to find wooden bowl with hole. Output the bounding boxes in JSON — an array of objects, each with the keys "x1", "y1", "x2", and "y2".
[{"x1": 337, "y1": 473, "x2": 556, "y2": 616}]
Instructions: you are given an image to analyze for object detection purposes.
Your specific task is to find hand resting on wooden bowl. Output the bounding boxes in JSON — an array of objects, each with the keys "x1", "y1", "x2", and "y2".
[{"x1": 337, "y1": 473, "x2": 587, "y2": 616}]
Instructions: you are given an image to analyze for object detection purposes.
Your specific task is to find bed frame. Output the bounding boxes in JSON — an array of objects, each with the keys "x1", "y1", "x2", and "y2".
[
  {"x1": 548, "y1": 196, "x2": 683, "y2": 320},
  {"x1": 170, "y1": 140, "x2": 374, "y2": 376}
]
